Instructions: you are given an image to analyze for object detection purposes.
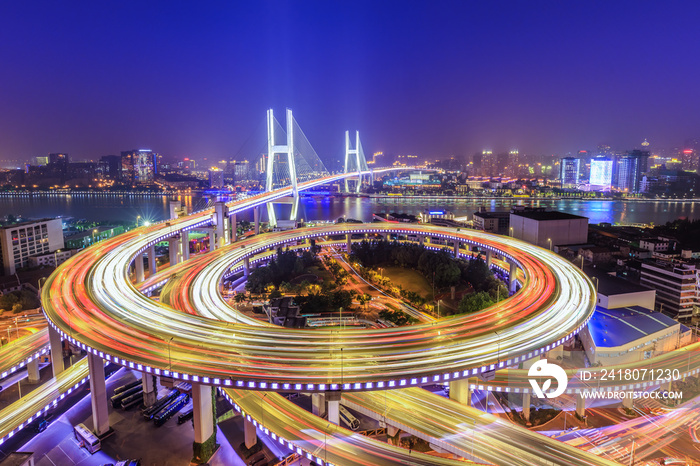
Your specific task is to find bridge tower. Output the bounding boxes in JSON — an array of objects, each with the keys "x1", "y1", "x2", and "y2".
[
  {"x1": 344, "y1": 130, "x2": 369, "y2": 193},
  {"x1": 266, "y1": 108, "x2": 297, "y2": 227}
]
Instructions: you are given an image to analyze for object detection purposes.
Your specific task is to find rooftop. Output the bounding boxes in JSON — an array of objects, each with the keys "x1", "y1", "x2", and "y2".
[
  {"x1": 589, "y1": 271, "x2": 653, "y2": 296},
  {"x1": 510, "y1": 210, "x2": 587, "y2": 221},
  {"x1": 587, "y1": 306, "x2": 680, "y2": 348},
  {"x1": 473, "y1": 211, "x2": 511, "y2": 219},
  {"x1": 0, "y1": 218, "x2": 60, "y2": 230}
]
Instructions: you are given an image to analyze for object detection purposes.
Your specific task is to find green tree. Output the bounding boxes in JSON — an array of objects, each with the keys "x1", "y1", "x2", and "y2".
[{"x1": 458, "y1": 291, "x2": 494, "y2": 314}]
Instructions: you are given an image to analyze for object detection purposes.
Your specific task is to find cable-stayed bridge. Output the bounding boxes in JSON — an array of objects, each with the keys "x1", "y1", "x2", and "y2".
[{"x1": 252, "y1": 108, "x2": 372, "y2": 226}]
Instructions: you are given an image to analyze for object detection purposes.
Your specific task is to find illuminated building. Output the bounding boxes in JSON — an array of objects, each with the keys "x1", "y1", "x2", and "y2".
[
  {"x1": 121, "y1": 149, "x2": 158, "y2": 184},
  {"x1": 614, "y1": 150, "x2": 649, "y2": 193},
  {"x1": 589, "y1": 157, "x2": 613, "y2": 191},
  {"x1": 209, "y1": 167, "x2": 224, "y2": 188},
  {"x1": 559, "y1": 157, "x2": 580, "y2": 188},
  {"x1": 0, "y1": 218, "x2": 64, "y2": 275}
]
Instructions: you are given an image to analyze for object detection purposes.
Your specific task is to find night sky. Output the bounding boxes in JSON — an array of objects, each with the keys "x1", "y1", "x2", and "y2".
[{"x1": 1, "y1": 1, "x2": 699, "y2": 165}]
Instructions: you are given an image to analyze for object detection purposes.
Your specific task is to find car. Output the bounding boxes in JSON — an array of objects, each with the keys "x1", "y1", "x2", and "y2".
[{"x1": 33, "y1": 419, "x2": 48, "y2": 433}]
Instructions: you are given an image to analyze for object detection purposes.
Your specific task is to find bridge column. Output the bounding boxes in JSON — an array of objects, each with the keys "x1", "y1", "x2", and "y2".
[
  {"x1": 27, "y1": 358, "x2": 40, "y2": 383},
  {"x1": 346, "y1": 234, "x2": 352, "y2": 252},
  {"x1": 182, "y1": 230, "x2": 190, "y2": 261},
  {"x1": 230, "y1": 213, "x2": 237, "y2": 242},
  {"x1": 311, "y1": 393, "x2": 325, "y2": 417},
  {"x1": 254, "y1": 206, "x2": 260, "y2": 235},
  {"x1": 244, "y1": 417, "x2": 257, "y2": 449},
  {"x1": 622, "y1": 393, "x2": 633, "y2": 410},
  {"x1": 523, "y1": 392, "x2": 531, "y2": 422},
  {"x1": 453, "y1": 240, "x2": 460, "y2": 258},
  {"x1": 87, "y1": 352, "x2": 110, "y2": 436},
  {"x1": 449, "y1": 379, "x2": 471, "y2": 406},
  {"x1": 142, "y1": 372, "x2": 157, "y2": 407},
  {"x1": 215, "y1": 202, "x2": 227, "y2": 247},
  {"x1": 485, "y1": 250, "x2": 492, "y2": 268},
  {"x1": 135, "y1": 253, "x2": 145, "y2": 283},
  {"x1": 419, "y1": 235, "x2": 424, "y2": 246},
  {"x1": 49, "y1": 325, "x2": 64, "y2": 377},
  {"x1": 192, "y1": 383, "x2": 217, "y2": 463},
  {"x1": 209, "y1": 230, "x2": 216, "y2": 252},
  {"x1": 327, "y1": 391, "x2": 341, "y2": 425},
  {"x1": 168, "y1": 237, "x2": 180, "y2": 266},
  {"x1": 548, "y1": 344, "x2": 564, "y2": 361},
  {"x1": 147, "y1": 245, "x2": 157, "y2": 277},
  {"x1": 243, "y1": 257, "x2": 250, "y2": 277},
  {"x1": 387, "y1": 425, "x2": 400, "y2": 445},
  {"x1": 509, "y1": 261, "x2": 518, "y2": 294},
  {"x1": 576, "y1": 393, "x2": 586, "y2": 418}
]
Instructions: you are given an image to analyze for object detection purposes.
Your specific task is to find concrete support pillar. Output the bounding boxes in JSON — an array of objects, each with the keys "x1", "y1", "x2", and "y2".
[
  {"x1": 548, "y1": 344, "x2": 564, "y2": 361},
  {"x1": 168, "y1": 237, "x2": 180, "y2": 267},
  {"x1": 209, "y1": 230, "x2": 216, "y2": 252},
  {"x1": 254, "y1": 206, "x2": 260, "y2": 235},
  {"x1": 449, "y1": 379, "x2": 471, "y2": 406},
  {"x1": 311, "y1": 393, "x2": 325, "y2": 417},
  {"x1": 243, "y1": 257, "x2": 250, "y2": 277},
  {"x1": 328, "y1": 399, "x2": 340, "y2": 425},
  {"x1": 27, "y1": 358, "x2": 40, "y2": 383},
  {"x1": 326, "y1": 390, "x2": 341, "y2": 426},
  {"x1": 192, "y1": 384, "x2": 216, "y2": 462},
  {"x1": 135, "y1": 253, "x2": 145, "y2": 283},
  {"x1": 215, "y1": 202, "x2": 227, "y2": 247},
  {"x1": 142, "y1": 372, "x2": 157, "y2": 407},
  {"x1": 244, "y1": 417, "x2": 257, "y2": 449},
  {"x1": 523, "y1": 392, "x2": 531, "y2": 422},
  {"x1": 419, "y1": 235, "x2": 424, "y2": 246},
  {"x1": 230, "y1": 213, "x2": 237, "y2": 242},
  {"x1": 147, "y1": 245, "x2": 157, "y2": 277},
  {"x1": 622, "y1": 394, "x2": 633, "y2": 410},
  {"x1": 485, "y1": 250, "x2": 492, "y2": 268},
  {"x1": 87, "y1": 352, "x2": 110, "y2": 436},
  {"x1": 576, "y1": 393, "x2": 586, "y2": 418},
  {"x1": 453, "y1": 240, "x2": 460, "y2": 257},
  {"x1": 509, "y1": 261, "x2": 518, "y2": 294},
  {"x1": 387, "y1": 425, "x2": 399, "y2": 445},
  {"x1": 346, "y1": 234, "x2": 352, "y2": 252},
  {"x1": 49, "y1": 325, "x2": 64, "y2": 377},
  {"x1": 182, "y1": 230, "x2": 190, "y2": 261}
]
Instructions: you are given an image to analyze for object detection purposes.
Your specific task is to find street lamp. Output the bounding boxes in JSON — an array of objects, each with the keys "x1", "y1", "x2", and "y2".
[
  {"x1": 136, "y1": 215, "x2": 141, "y2": 227},
  {"x1": 547, "y1": 238, "x2": 552, "y2": 250},
  {"x1": 437, "y1": 299, "x2": 442, "y2": 319},
  {"x1": 509, "y1": 227, "x2": 514, "y2": 237},
  {"x1": 92, "y1": 229, "x2": 98, "y2": 244}
]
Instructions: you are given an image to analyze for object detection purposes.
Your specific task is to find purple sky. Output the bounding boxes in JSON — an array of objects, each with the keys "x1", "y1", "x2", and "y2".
[{"x1": 1, "y1": 1, "x2": 699, "y2": 165}]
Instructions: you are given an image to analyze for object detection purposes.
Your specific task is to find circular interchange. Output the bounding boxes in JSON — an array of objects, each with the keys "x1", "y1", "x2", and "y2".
[{"x1": 42, "y1": 200, "x2": 596, "y2": 392}]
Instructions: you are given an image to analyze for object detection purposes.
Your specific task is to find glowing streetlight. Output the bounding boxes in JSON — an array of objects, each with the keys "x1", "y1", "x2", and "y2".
[
  {"x1": 136, "y1": 215, "x2": 141, "y2": 227},
  {"x1": 547, "y1": 238, "x2": 552, "y2": 250}
]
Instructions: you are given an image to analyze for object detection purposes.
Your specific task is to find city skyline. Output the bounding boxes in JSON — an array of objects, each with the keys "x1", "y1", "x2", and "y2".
[{"x1": 2, "y1": 2, "x2": 700, "y2": 163}]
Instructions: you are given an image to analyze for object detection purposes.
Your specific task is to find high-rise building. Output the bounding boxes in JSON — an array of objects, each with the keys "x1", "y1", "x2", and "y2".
[
  {"x1": 560, "y1": 157, "x2": 580, "y2": 188},
  {"x1": 589, "y1": 157, "x2": 613, "y2": 191},
  {"x1": 121, "y1": 149, "x2": 157, "y2": 184},
  {"x1": 209, "y1": 168, "x2": 224, "y2": 188},
  {"x1": 614, "y1": 150, "x2": 649, "y2": 193},
  {"x1": 99, "y1": 155, "x2": 122, "y2": 180},
  {"x1": 0, "y1": 218, "x2": 64, "y2": 275},
  {"x1": 233, "y1": 160, "x2": 251, "y2": 182},
  {"x1": 640, "y1": 261, "x2": 698, "y2": 321}
]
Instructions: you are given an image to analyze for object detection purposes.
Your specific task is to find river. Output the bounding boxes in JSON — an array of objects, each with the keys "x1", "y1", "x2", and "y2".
[{"x1": 0, "y1": 192, "x2": 698, "y2": 226}]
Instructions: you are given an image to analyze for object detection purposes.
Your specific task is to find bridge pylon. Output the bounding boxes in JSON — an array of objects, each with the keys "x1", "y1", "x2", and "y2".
[
  {"x1": 266, "y1": 108, "x2": 298, "y2": 227},
  {"x1": 344, "y1": 130, "x2": 369, "y2": 193}
]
